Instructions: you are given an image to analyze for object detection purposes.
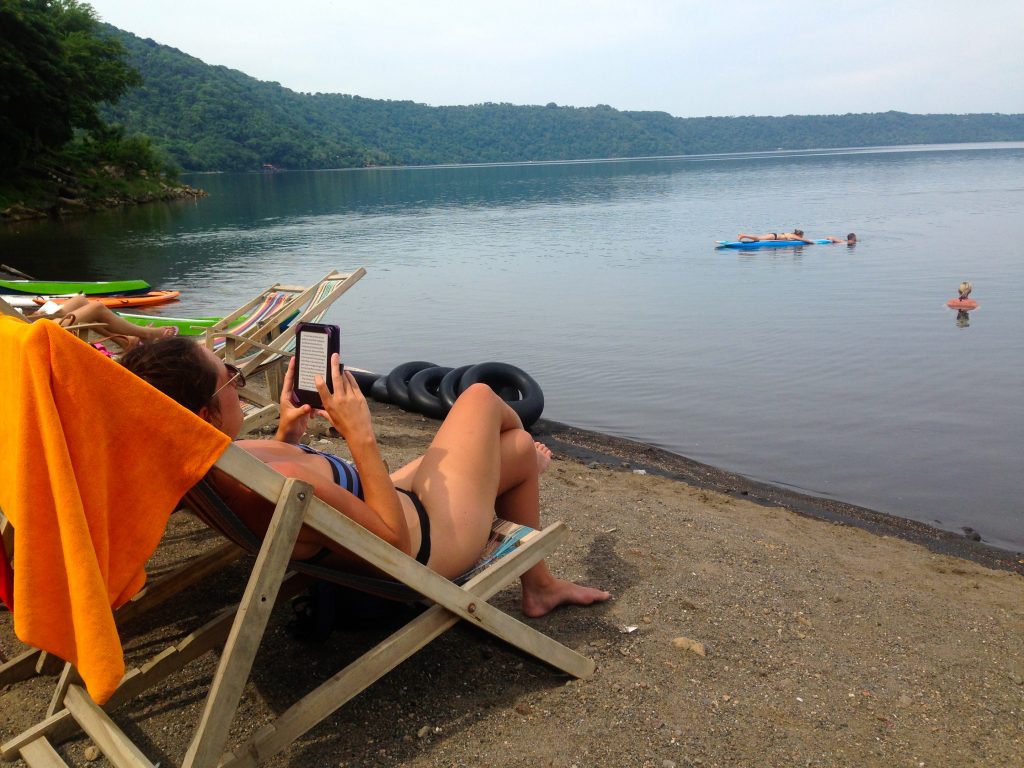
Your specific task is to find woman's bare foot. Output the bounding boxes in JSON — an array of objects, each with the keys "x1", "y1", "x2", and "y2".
[
  {"x1": 138, "y1": 325, "x2": 179, "y2": 343},
  {"x1": 534, "y1": 441, "x2": 553, "y2": 474},
  {"x1": 521, "y1": 577, "x2": 610, "y2": 618}
]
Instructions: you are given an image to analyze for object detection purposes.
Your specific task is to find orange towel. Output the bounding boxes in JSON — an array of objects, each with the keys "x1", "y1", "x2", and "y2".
[{"x1": 0, "y1": 317, "x2": 229, "y2": 702}]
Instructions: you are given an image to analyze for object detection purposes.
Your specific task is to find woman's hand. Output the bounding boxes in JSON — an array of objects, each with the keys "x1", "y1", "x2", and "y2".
[
  {"x1": 315, "y1": 354, "x2": 374, "y2": 446},
  {"x1": 275, "y1": 357, "x2": 314, "y2": 443},
  {"x1": 314, "y1": 355, "x2": 409, "y2": 555}
]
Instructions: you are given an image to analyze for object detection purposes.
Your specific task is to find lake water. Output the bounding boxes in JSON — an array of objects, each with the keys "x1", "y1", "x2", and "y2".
[{"x1": 3, "y1": 143, "x2": 1023, "y2": 550}]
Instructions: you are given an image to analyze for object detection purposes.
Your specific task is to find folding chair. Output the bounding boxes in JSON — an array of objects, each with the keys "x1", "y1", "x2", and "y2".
[
  {"x1": 202, "y1": 268, "x2": 366, "y2": 377},
  {"x1": 1, "y1": 316, "x2": 595, "y2": 768},
  {"x1": 200, "y1": 268, "x2": 366, "y2": 432}
]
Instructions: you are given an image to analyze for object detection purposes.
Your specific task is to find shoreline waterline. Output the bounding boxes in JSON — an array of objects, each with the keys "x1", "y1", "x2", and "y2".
[{"x1": 531, "y1": 416, "x2": 1024, "y2": 573}]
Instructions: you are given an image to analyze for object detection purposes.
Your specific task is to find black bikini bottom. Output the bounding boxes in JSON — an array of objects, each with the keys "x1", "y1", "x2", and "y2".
[
  {"x1": 397, "y1": 487, "x2": 431, "y2": 565},
  {"x1": 299, "y1": 488, "x2": 432, "y2": 566}
]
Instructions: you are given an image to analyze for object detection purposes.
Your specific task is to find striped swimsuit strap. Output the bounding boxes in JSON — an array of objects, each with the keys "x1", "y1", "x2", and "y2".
[{"x1": 296, "y1": 443, "x2": 363, "y2": 499}]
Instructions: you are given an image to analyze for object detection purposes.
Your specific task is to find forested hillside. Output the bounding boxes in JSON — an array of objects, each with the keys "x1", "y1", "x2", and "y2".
[
  {"x1": 101, "y1": 26, "x2": 1024, "y2": 173},
  {"x1": 0, "y1": 2, "x2": 197, "y2": 218}
]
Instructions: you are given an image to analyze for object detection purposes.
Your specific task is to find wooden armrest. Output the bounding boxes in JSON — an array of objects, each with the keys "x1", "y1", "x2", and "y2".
[{"x1": 216, "y1": 333, "x2": 296, "y2": 356}]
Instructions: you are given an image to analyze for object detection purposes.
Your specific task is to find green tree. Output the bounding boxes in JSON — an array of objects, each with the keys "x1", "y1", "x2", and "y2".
[{"x1": 0, "y1": 0, "x2": 140, "y2": 174}]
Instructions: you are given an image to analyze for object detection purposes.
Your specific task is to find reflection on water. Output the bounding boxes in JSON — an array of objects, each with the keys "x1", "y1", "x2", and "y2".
[
  {"x1": 3, "y1": 144, "x2": 1023, "y2": 550},
  {"x1": 955, "y1": 309, "x2": 971, "y2": 328}
]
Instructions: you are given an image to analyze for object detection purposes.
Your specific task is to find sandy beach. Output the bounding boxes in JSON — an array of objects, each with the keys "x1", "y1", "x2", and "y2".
[{"x1": 1, "y1": 401, "x2": 1021, "y2": 767}]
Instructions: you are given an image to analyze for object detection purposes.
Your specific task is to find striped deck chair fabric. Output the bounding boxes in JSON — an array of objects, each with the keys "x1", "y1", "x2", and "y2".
[{"x1": 210, "y1": 291, "x2": 291, "y2": 352}]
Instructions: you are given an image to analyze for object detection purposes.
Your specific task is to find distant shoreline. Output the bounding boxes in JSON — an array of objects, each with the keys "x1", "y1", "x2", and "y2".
[
  {"x1": 1, "y1": 182, "x2": 206, "y2": 224},
  {"x1": 181, "y1": 140, "x2": 1024, "y2": 176}
]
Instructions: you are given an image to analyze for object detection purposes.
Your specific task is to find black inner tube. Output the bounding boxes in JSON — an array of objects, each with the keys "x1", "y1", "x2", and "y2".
[
  {"x1": 349, "y1": 369, "x2": 381, "y2": 397},
  {"x1": 407, "y1": 366, "x2": 454, "y2": 420},
  {"x1": 439, "y1": 364, "x2": 473, "y2": 411},
  {"x1": 370, "y1": 375, "x2": 391, "y2": 403},
  {"x1": 459, "y1": 362, "x2": 544, "y2": 428},
  {"x1": 385, "y1": 361, "x2": 437, "y2": 411}
]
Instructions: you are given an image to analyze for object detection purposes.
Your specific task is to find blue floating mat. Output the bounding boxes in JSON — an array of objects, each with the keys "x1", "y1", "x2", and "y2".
[{"x1": 716, "y1": 239, "x2": 830, "y2": 249}]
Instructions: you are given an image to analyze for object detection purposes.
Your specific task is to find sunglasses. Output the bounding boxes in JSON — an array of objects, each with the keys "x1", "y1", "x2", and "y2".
[{"x1": 211, "y1": 362, "x2": 246, "y2": 399}]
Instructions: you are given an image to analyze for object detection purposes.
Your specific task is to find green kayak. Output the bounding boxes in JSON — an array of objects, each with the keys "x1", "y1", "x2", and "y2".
[
  {"x1": 0, "y1": 278, "x2": 151, "y2": 296},
  {"x1": 118, "y1": 312, "x2": 223, "y2": 336}
]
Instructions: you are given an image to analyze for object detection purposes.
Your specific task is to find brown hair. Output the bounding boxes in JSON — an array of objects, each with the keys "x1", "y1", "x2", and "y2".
[
  {"x1": 120, "y1": 337, "x2": 220, "y2": 416},
  {"x1": 847, "y1": 233, "x2": 857, "y2": 242}
]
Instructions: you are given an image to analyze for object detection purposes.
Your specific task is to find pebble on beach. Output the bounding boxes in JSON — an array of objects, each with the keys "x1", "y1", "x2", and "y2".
[{"x1": 672, "y1": 636, "x2": 707, "y2": 657}]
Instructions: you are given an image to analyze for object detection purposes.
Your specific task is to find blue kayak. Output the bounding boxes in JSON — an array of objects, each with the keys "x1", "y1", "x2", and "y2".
[{"x1": 716, "y1": 239, "x2": 831, "y2": 249}]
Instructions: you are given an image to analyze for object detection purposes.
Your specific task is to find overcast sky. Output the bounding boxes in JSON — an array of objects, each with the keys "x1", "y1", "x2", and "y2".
[{"x1": 85, "y1": 0, "x2": 1023, "y2": 118}]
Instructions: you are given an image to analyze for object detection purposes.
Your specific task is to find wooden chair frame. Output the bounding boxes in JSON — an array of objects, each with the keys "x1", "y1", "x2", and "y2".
[
  {"x1": 201, "y1": 268, "x2": 366, "y2": 432},
  {"x1": 3, "y1": 444, "x2": 594, "y2": 768},
  {"x1": 203, "y1": 268, "x2": 366, "y2": 378}
]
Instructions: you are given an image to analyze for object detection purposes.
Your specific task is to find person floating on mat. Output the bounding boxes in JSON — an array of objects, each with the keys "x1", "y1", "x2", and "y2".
[
  {"x1": 736, "y1": 229, "x2": 814, "y2": 244},
  {"x1": 822, "y1": 233, "x2": 857, "y2": 245},
  {"x1": 122, "y1": 338, "x2": 610, "y2": 618}
]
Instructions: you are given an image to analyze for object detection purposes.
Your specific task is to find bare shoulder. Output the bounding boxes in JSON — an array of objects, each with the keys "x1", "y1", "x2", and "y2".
[{"x1": 237, "y1": 439, "x2": 306, "y2": 461}]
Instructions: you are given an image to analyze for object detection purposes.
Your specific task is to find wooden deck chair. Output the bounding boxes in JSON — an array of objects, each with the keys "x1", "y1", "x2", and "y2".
[
  {"x1": 201, "y1": 268, "x2": 366, "y2": 433},
  {"x1": 203, "y1": 268, "x2": 365, "y2": 378},
  {"x1": 4, "y1": 444, "x2": 595, "y2": 767},
  {"x1": 1, "y1": 340, "x2": 594, "y2": 768}
]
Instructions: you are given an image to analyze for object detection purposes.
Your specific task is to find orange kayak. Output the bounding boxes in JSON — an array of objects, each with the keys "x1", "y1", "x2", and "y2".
[{"x1": 34, "y1": 291, "x2": 181, "y2": 309}]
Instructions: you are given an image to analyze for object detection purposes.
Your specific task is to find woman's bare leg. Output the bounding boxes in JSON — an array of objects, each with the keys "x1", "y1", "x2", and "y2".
[
  {"x1": 406, "y1": 384, "x2": 609, "y2": 615},
  {"x1": 402, "y1": 385, "x2": 519, "y2": 576},
  {"x1": 53, "y1": 295, "x2": 90, "y2": 314},
  {"x1": 491, "y1": 429, "x2": 610, "y2": 616},
  {"x1": 64, "y1": 302, "x2": 176, "y2": 343}
]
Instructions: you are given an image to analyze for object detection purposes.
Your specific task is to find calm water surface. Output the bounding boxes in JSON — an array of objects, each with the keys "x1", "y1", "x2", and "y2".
[{"x1": 4, "y1": 144, "x2": 1022, "y2": 549}]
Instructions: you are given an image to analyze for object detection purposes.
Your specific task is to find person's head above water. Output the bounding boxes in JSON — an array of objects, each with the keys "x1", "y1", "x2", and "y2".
[
  {"x1": 121, "y1": 337, "x2": 247, "y2": 437},
  {"x1": 959, "y1": 280, "x2": 972, "y2": 299},
  {"x1": 846, "y1": 233, "x2": 857, "y2": 243},
  {"x1": 793, "y1": 229, "x2": 804, "y2": 237}
]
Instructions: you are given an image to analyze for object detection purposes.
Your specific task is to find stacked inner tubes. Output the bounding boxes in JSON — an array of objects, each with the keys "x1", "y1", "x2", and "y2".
[{"x1": 355, "y1": 361, "x2": 544, "y2": 428}]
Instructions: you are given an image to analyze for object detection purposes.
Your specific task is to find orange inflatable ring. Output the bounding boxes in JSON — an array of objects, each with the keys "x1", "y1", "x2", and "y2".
[{"x1": 946, "y1": 299, "x2": 978, "y2": 309}]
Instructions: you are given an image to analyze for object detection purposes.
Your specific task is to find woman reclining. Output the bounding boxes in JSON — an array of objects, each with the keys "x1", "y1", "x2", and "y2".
[
  {"x1": 737, "y1": 229, "x2": 813, "y2": 243},
  {"x1": 121, "y1": 338, "x2": 610, "y2": 617},
  {"x1": 30, "y1": 294, "x2": 177, "y2": 350}
]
